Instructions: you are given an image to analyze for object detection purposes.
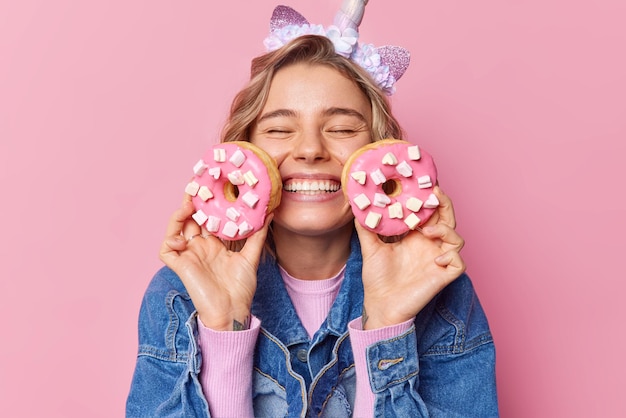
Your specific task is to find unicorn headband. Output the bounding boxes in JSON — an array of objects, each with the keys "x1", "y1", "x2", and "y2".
[{"x1": 263, "y1": 0, "x2": 410, "y2": 95}]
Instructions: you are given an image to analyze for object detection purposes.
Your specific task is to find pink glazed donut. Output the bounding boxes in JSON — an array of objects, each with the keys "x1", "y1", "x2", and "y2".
[
  {"x1": 184, "y1": 141, "x2": 282, "y2": 240},
  {"x1": 341, "y1": 139, "x2": 439, "y2": 237}
]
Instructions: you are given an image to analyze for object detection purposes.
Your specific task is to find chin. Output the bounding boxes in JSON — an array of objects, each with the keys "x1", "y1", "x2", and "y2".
[{"x1": 273, "y1": 212, "x2": 355, "y2": 237}]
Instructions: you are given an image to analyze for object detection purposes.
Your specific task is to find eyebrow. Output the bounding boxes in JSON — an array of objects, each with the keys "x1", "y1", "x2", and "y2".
[
  {"x1": 256, "y1": 107, "x2": 368, "y2": 124},
  {"x1": 256, "y1": 109, "x2": 297, "y2": 124},
  {"x1": 322, "y1": 107, "x2": 368, "y2": 123}
]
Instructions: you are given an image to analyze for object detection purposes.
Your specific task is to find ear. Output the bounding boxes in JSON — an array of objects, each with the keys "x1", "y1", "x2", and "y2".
[
  {"x1": 378, "y1": 46, "x2": 411, "y2": 81},
  {"x1": 270, "y1": 5, "x2": 310, "y2": 32}
]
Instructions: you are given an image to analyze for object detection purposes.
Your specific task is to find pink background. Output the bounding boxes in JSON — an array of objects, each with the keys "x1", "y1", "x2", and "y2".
[{"x1": 1, "y1": 0, "x2": 624, "y2": 416}]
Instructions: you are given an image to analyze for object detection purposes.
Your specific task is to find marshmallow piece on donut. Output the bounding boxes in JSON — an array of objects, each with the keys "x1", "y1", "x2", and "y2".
[
  {"x1": 408, "y1": 145, "x2": 421, "y2": 161},
  {"x1": 365, "y1": 211, "x2": 382, "y2": 229},
  {"x1": 198, "y1": 186, "x2": 213, "y2": 201},
  {"x1": 406, "y1": 197, "x2": 424, "y2": 212},
  {"x1": 208, "y1": 167, "x2": 221, "y2": 179},
  {"x1": 373, "y1": 193, "x2": 392, "y2": 208},
  {"x1": 418, "y1": 175, "x2": 433, "y2": 189},
  {"x1": 229, "y1": 149, "x2": 246, "y2": 167},
  {"x1": 424, "y1": 193, "x2": 440, "y2": 209},
  {"x1": 396, "y1": 161, "x2": 413, "y2": 178},
  {"x1": 243, "y1": 170, "x2": 259, "y2": 187},
  {"x1": 185, "y1": 181, "x2": 200, "y2": 196},
  {"x1": 242, "y1": 191, "x2": 259, "y2": 209},
  {"x1": 238, "y1": 221, "x2": 253, "y2": 236},
  {"x1": 206, "y1": 216, "x2": 221, "y2": 233},
  {"x1": 351, "y1": 171, "x2": 367, "y2": 185},
  {"x1": 388, "y1": 202, "x2": 404, "y2": 219},
  {"x1": 227, "y1": 170, "x2": 245, "y2": 186},
  {"x1": 353, "y1": 193, "x2": 371, "y2": 210},
  {"x1": 226, "y1": 207, "x2": 241, "y2": 222},
  {"x1": 382, "y1": 152, "x2": 398, "y2": 166},
  {"x1": 222, "y1": 221, "x2": 239, "y2": 238},
  {"x1": 370, "y1": 168, "x2": 387, "y2": 186},
  {"x1": 214, "y1": 148, "x2": 226, "y2": 162},
  {"x1": 404, "y1": 213, "x2": 421, "y2": 230},
  {"x1": 192, "y1": 209, "x2": 208, "y2": 226},
  {"x1": 193, "y1": 159, "x2": 208, "y2": 176}
]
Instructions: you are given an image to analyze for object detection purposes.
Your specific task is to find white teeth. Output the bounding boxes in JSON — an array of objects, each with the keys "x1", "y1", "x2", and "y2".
[{"x1": 284, "y1": 180, "x2": 340, "y2": 193}]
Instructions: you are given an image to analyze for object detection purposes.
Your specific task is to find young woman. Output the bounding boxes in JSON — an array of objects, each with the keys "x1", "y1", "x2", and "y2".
[{"x1": 127, "y1": 5, "x2": 498, "y2": 417}]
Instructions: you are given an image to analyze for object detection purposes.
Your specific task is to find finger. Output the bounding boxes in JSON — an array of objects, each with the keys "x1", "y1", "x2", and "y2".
[
  {"x1": 435, "y1": 251, "x2": 466, "y2": 277},
  {"x1": 353, "y1": 219, "x2": 383, "y2": 257},
  {"x1": 159, "y1": 235, "x2": 187, "y2": 266},
  {"x1": 182, "y1": 221, "x2": 202, "y2": 241},
  {"x1": 180, "y1": 197, "x2": 204, "y2": 239},
  {"x1": 421, "y1": 223, "x2": 464, "y2": 251},
  {"x1": 168, "y1": 234, "x2": 188, "y2": 249},
  {"x1": 432, "y1": 186, "x2": 457, "y2": 229},
  {"x1": 240, "y1": 214, "x2": 274, "y2": 264},
  {"x1": 160, "y1": 196, "x2": 196, "y2": 265},
  {"x1": 164, "y1": 197, "x2": 196, "y2": 238}
]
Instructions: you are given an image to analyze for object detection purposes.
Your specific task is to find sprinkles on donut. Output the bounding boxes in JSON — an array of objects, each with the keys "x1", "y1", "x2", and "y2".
[
  {"x1": 185, "y1": 141, "x2": 282, "y2": 240},
  {"x1": 341, "y1": 139, "x2": 439, "y2": 237}
]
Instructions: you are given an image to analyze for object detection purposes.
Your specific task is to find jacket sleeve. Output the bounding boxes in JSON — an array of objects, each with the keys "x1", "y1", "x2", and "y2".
[
  {"x1": 126, "y1": 267, "x2": 211, "y2": 418},
  {"x1": 361, "y1": 274, "x2": 499, "y2": 417},
  {"x1": 196, "y1": 317, "x2": 260, "y2": 417}
]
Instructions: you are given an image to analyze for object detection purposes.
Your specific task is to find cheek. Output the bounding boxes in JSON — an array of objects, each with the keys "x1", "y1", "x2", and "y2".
[
  {"x1": 334, "y1": 140, "x2": 372, "y2": 164},
  {"x1": 251, "y1": 138, "x2": 285, "y2": 163},
  {"x1": 266, "y1": 146, "x2": 288, "y2": 166}
]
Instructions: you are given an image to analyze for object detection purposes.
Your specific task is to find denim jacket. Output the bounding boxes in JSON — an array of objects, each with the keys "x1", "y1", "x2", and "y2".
[{"x1": 127, "y1": 235, "x2": 498, "y2": 417}]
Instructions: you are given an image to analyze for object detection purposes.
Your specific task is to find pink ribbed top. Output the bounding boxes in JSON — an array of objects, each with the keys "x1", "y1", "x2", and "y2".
[{"x1": 196, "y1": 266, "x2": 412, "y2": 417}]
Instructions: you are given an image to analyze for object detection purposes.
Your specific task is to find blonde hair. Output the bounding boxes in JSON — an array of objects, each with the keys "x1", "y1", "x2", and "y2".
[
  {"x1": 221, "y1": 35, "x2": 405, "y2": 252},
  {"x1": 220, "y1": 35, "x2": 404, "y2": 144}
]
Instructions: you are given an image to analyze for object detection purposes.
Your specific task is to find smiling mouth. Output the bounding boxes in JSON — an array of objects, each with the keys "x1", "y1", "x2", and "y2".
[{"x1": 283, "y1": 180, "x2": 341, "y2": 194}]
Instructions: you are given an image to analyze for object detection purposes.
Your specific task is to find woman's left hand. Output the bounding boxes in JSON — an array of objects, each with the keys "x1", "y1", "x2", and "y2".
[{"x1": 355, "y1": 186, "x2": 466, "y2": 330}]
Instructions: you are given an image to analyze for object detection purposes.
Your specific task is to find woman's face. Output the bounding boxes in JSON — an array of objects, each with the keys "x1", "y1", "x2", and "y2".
[{"x1": 250, "y1": 63, "x2": 372, "y2": 239}]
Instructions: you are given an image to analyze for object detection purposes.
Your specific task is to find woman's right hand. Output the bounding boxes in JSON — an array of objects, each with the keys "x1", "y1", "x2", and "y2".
[{"x1": 159, "y1": 194, "x2": 271, "y2": 331}]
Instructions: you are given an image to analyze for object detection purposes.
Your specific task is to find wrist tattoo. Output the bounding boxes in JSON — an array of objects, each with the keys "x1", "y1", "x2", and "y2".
[
  {"x1": 362, "y1": 308, "x2": 369, "y2": 329},
  {"x1": 233, "y1": 315, "x2": 250, "y2": 331}
]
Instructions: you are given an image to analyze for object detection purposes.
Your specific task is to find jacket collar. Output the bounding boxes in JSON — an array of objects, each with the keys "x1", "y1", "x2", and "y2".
[{"x1": 252, "y1": 232, "x2": 364, "y2": 347}]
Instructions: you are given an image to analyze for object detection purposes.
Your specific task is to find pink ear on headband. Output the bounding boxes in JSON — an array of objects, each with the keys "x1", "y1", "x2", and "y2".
[
  {"x1": 264, "y1": 4, "x2": 410, "y2": 94},
  {"x1": 377, "y1": 45, "x2": 410, "y2": 82},
  {"x1": 269, "y1": 5, "x2": 310, "y2": 32}
]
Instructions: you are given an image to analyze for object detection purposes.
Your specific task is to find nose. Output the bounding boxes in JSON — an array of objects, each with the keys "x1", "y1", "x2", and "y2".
[{"x1": 291, "y1": 129, "x2": 330, "y2": 163}]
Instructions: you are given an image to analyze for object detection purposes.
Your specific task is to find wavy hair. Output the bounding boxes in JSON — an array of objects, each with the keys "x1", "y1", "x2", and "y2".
[
  {"x1": 220, "y1": 35, "x2": 404, "y2": 144},
  {"x1": 221, "y1": 35, "x2": 405, "y2": 252}
]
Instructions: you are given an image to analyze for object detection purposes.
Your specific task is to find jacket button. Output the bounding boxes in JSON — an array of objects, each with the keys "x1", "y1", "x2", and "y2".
[{"x1": 296, "y1": 349, "x2": 308, "y2": 363}]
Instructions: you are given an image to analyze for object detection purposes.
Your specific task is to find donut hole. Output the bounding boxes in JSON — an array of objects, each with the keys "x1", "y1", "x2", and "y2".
[
  {"x1": 223, "y1": 182, "x2": 240, "y2": 202},
  {"x1": 382, "y1": 179, "x2": 402, "y2": 197}
]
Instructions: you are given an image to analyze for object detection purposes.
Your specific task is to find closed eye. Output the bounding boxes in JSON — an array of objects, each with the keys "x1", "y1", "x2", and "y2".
[
  {"x1": 326, "y1": 126, "x2": 368, "y2": 138},
  {"x1": 262, "y1": 128, "x2": 293, "y2": 139}
]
